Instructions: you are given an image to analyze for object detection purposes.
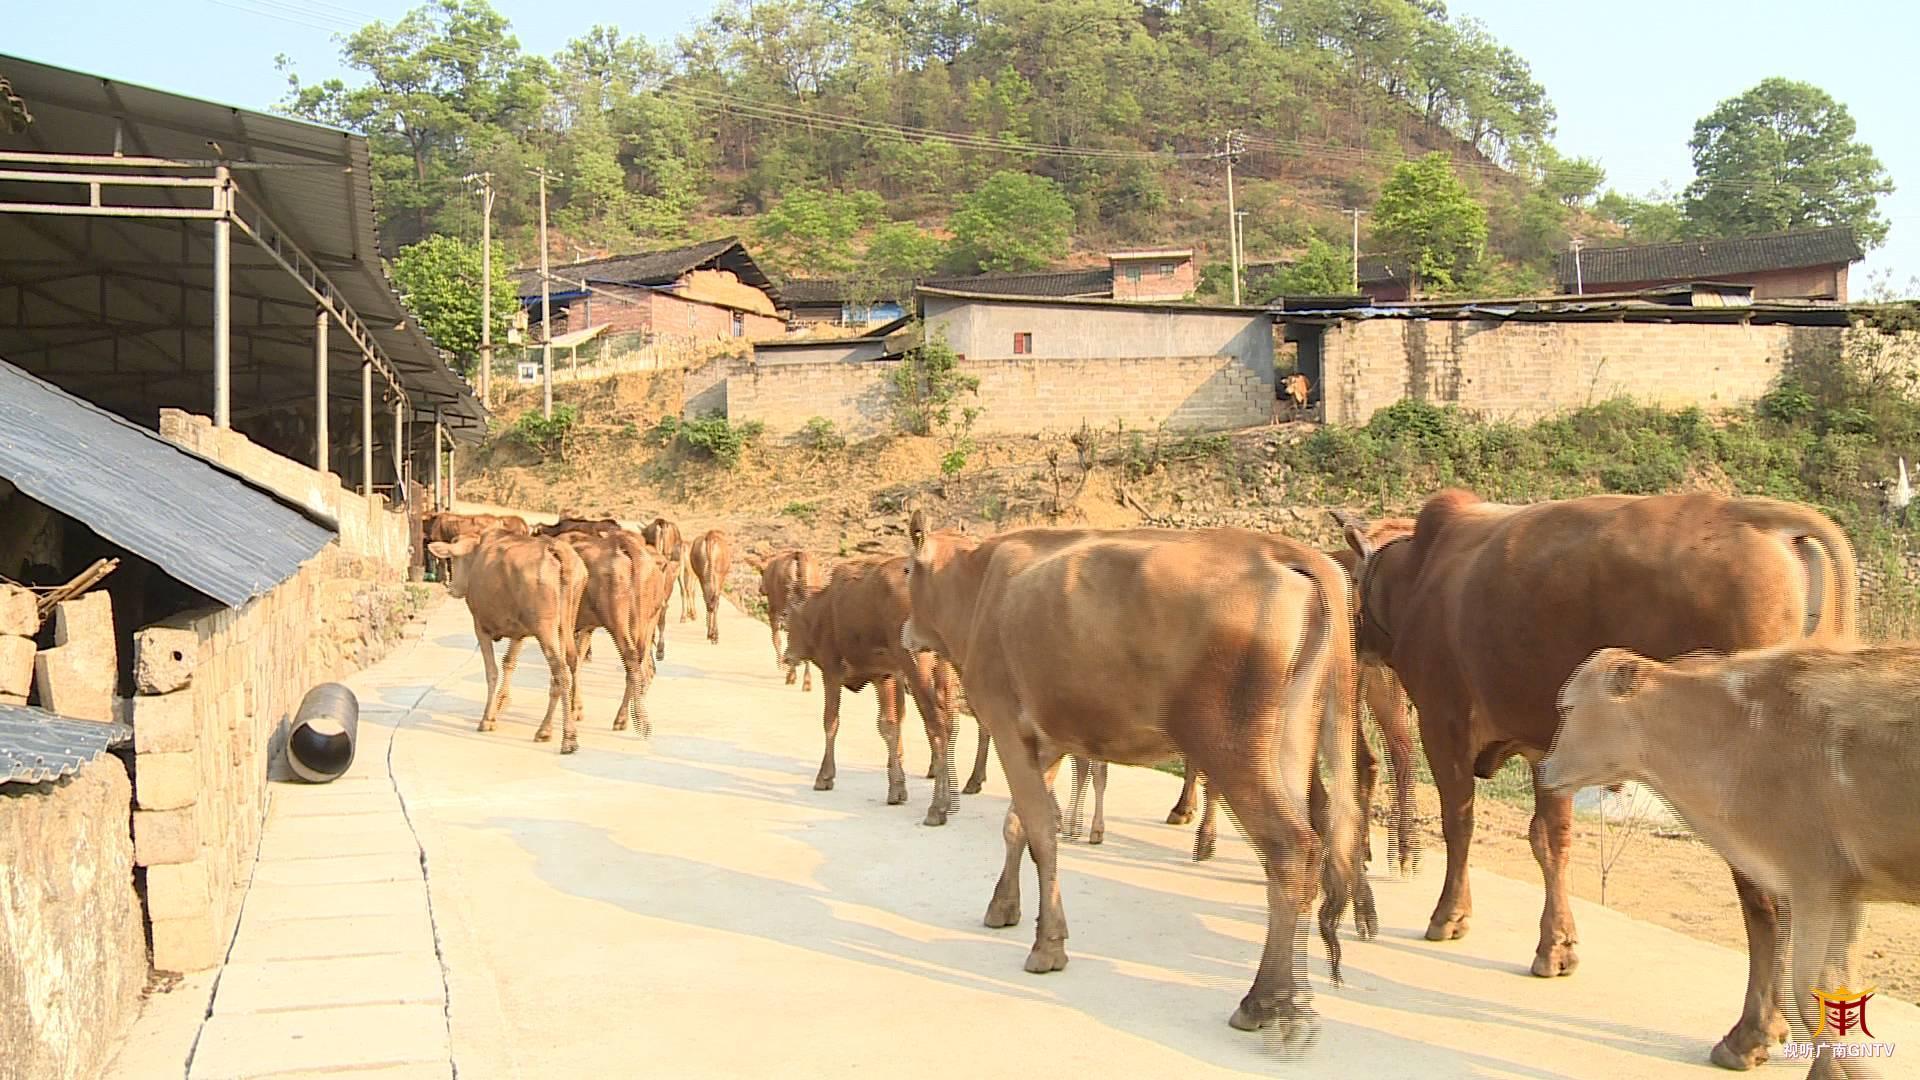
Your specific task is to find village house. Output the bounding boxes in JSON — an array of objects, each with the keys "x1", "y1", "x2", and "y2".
[
  {"x1": 1557, "y1": 226, "x2": 1863, "y2": 301},
  {"x1": 779, "y1": 249, "x2": 1198, "y2": 327},
  {"x1": 518, "y1": 237, "x2": 788, "y2": 345}
]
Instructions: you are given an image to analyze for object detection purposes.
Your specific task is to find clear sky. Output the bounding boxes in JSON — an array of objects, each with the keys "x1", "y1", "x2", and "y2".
[{"x1": 7, "y1": 0, "x2": 1913, "y2": 293}]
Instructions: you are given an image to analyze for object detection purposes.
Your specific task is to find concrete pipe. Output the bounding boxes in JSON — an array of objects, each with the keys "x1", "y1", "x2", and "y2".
[{"x1": 287, "y1": 682, "x2": 359, "y2": 783}]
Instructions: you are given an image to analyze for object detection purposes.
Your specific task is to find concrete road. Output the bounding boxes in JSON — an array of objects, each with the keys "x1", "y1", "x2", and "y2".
[{"x1": 370, "y1": 593, "x2": 1918, "y2": 1080}]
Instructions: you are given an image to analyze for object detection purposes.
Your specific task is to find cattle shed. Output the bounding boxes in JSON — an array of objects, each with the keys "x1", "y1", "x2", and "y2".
[{"x1": 0, "y1": 53, "x2": 485, "y2": 508}]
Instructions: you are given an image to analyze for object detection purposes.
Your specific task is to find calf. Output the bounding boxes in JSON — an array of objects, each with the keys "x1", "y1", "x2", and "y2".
[
  {"x1": 904, "y1": 516, "x2": 1362, "y2": 1040},
  {"x1": 428, "y1": 528, "x2": 588, "y2": 753},
  {"x1": 782, "y1": 554, "x2": 966, "y2": 827},
  {"x1": 1542, "y1": 644, "x2": 1920, "y2": 1080},
  {"x1": 688, "y1": 529, "x2": 733, "y2": 645},
  {"x1": 753, "y1": 549, "x2": 828, "y2": 690},
  {"x1": 641, "y1": 517, "x2": 697, "y2": 631},
  {"x1": 561, "y1": 530, "x2": 668, "y2": 738}
]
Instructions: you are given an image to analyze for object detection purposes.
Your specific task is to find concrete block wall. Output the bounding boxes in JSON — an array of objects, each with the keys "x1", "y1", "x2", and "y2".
[
  {"x1": 1320, "y1": 318, "x2": 1844, "y2": 425},
  {"x1": 727, "y1": 353, "x2": 1273, "y2": 439},
  {"x1": 158, "y1": 410, "x2": 411, "y2": 574}
]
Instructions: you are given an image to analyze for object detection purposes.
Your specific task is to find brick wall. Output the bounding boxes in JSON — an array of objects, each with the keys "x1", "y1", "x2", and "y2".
[
  {"x1": 1112, "y1": 258, "x2": 1197, "y2": 302},
  {"x1": 728, "y1": 353, "x2": 1272, "y2": 439},
  {"x1": 1319, "y1": 318, "x2": 1844, "y2": 425},
  {"x1": 130, "y1": 415, "x2": 421, "y2": 972},
  {"x1": 648, "y1": 292, "x2": 786, "y2": 344}
]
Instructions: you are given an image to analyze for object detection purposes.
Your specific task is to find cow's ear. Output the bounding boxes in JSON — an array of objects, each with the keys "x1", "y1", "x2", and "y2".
[
  {"x1": 1606, "y1": 655, "x2": 1647, "y2": 699},
  {"x1": 1330, "y1": 509, "x2": 1374, "y2": 560},
  {"x1": 426, "y1": 541, "x2": 452, "y2": 559}
]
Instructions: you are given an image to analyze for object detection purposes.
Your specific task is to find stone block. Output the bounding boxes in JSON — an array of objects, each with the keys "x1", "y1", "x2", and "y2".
[
  {"x1": 54, "y1": 591, "x2": 116, "y2": 655},
  {"x1": 0, "y1": 634, "x2": 34, "y2": 697},
  {"x1": 136, "y1": 750, "x2": 201, "y2": 811},
  {"x1": 33, "y1": 644, "x2": 114, "y2": 722},
  {"x1": 0, "y1": 584, "x2": 37, "y2": 637},
  {"x1": 134, "y1": 622, "x2": 199, "y2": 694},
  {"x1": 150, "y1": 913, "x2": 220, "y2": 974},
  {"x1": 134, "y1": 690, "x2": 198, "y2": 754},
  {"x1": 146, "y1": 859, "x2": 212, "y2": 920},
  {"x1": 135, "y1": 807, "x2": 199, "y2": 866}
]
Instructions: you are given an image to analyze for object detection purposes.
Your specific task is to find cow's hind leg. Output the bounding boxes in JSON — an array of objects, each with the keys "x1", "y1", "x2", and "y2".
[
  {"x1": 1712, "y1": 867, "x2": 1790, "y2": 1070},
  {"x1": 985, "y1": 743, "x2": 1062, "y2": 929},
  {"x1": 1205, "y1": 764, "x2": 1320, "y2": 1045},
  {"x1": 1168, "y1": 762, "x2": 1200, "y2": 825},
  {"x1": 1366, "y1": 665, "x2": 1419, "y2": 876},
  {"x1": 1001, "y1": 736, "x2": 1069, "y2": 974},
  {"x1": 1194, "y1": 777, "x2": 1219, "y2": 862},
  {"x1": 1527, "y1": 764, "x2": 1579, "y2": 977},
  {"x1": 1089, "y1": 759, "x2": 1106, "y2": 845},
  {"x1": 964, "y1": 718, "x2": 990, "y2": 794},
  {"x1": 908, "y1": 655, "x2": 955, "y2": 826},
  {"x1": 496, "y1": 638, "x2": 526, "y2": 731},
  {"x1": 680, "y1": 558, "x2": 698, "y2": 622},
  {"x1": 476, "y1": 632, "x2": 504, "y2": 733},
  {"x1": 535, "y1": 631, "x2": 578, "y2": 753},
  {"x1": 876, "y1": 676, "x2": 908, "y2": 806},
  {"x1": 814, "y1": 676, "x2": 843, "y2": 791},
  {"x1": 1423, "y1": 710, "x2": 1476, "y2": 941}
]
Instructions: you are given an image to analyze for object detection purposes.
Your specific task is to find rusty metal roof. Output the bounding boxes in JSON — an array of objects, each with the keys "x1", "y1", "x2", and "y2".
[
  {"x1": 0, "y1": 704, "x2": 130, "y2": 785},
  {"x1": 0, "y1": 356, "x2": 334, "y2": 607},
  {"x1": 1559, "y1": 227, "x2": 1863, "y2": 288}
]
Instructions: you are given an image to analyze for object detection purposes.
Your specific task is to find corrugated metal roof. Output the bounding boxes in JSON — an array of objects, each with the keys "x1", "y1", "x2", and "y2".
[
  {"x1": 1559, "y1": 227, "x2": 1863, "y2": 288},
  {"x1": 0, "y1": 53, "x2": 487, "y2": 441},
  {"x1": 516, "y1": 237, "x2": 782, "y2": 308},
  {"x1": 0, "y1": 704, "x2": 130, "y2": 785},
  {"x1": 0, "y1": 357, "x2": 334, "y2": 607}
]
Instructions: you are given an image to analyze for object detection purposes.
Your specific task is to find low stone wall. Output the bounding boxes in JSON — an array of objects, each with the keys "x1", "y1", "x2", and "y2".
[
  {"x1": 0, "y1": 757, "x2": 146, "y2": 1080},
  {"x1": 159, "y1": 410, "x2": 411, "y2": 573},
  {"x1": 726, "y1": 353, "x2": 1273, "y2": 439}
]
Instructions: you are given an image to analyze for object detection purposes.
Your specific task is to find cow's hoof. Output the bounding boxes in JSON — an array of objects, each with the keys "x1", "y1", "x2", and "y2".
[
  {"x1": 612, "y1": 719, "x2": 627, "y2": 731},
  {"x1": 476, "y1": 722, "x2": 495, "y2": 734},
  {"x1": 1024, "y1": 941, "x2": 1069, "y2": 974},
  {"x1": 1711, "y1": 1019, "x2": 1784, "y2": 1071},
  {"x1": 560, "y1": 738, "x2": 579, "y2": 755},
  {"x1": 1228, "y1": 997, "x2": 1317, "y2": 1046},
  {"x1": 1426, "y1": 912, "x2": 1470, "y2": 941},
  {"x1": 887, "y1": 783, "x2": 908, "y2": 805},
  {"x1": 923, "y1": 805, "x2": 949, "y2": 827},
  {"x1": 534, "y1": 728, "x2": 553, "y2": 743},
  {"x1": 1167, "y1": 808, "x2": 1195, "y2": 826},
  {"x1": 1088, "y1": 828, "x2": 1104, "y2": 846},
  {"x1": 983, "y1": 897, "x2": 1021, "y2": 928},
  {"x1": 1354, "y1": 884, "x2": 1381, "y2": 942},
  {"x1": 1531, "y1": 941, "x2": 1579, "y2": 977},
  {"x1": 813, "y1": 776, "x2": 834, "y2": 791},
  {"x1": 1193, "y1": 835, "x2": 1217, "y2": 862},
  {"x1": 962, "y1": 777, "x2": 985, "y2": 795}
]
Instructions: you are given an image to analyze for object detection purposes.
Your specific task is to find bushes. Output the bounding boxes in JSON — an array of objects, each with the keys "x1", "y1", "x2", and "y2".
[
  {"x1": 509, "y1": 405, "x2": 578, "y2": 461},
  {"x1": 649, "y1": 411, "x2": 765, "y2": 468}
]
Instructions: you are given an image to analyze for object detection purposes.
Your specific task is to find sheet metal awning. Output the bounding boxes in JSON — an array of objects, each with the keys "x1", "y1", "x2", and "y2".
[
  {"x1": 0, "y1": 52, "x2": 486, "y2": 445},
  {"x1": 0, "y1": 704, "x2": 130, "y2": 785},
  {"x1": 0, "y1": 357, "x2": 334, "y2": 608}
]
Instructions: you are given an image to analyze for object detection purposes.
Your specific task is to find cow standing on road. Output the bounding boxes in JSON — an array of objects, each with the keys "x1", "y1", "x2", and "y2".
[
  {"x1": 559, "y1": 529, "x2": 669, "y2": 738},
  {"x1": 641, "y1": 517, "x2": 688, "y2": 661},
  {"x1": 902, "y1": 514, "x2": 1363, "y2": 1043},
  {"x1": 752, "y1": 549, "x2": 828, "y2": 691},
  {"x1": 428, "y1": 528, "x2": 588, "y2": 753},
  {"x1": 1339, "y1": 489, "x2": 1857, "y2": 1071},
  {"x1": 688, "y1": 529, "x2": 733, "y2": 645}
]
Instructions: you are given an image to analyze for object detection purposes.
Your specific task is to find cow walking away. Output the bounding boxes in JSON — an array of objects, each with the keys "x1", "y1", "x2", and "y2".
[
  {"x1": 559, "y1": 529, "x2": 669, "y2": 738},
  {"x1": 689, "y1": 529, "x2": 733, "y2": 644},
  {"x1": 1338, "y1": 489, "x2": 1857, "y2": 1071},
  {"x1": 428, "y1": 528, "x2": 588, "y2": 753},
  {"x1": 782, "y1": 554, "x2": 969, "y2": 827},
  {"x1": 903, "y1": 514, "x2": 1363, "y2": 1042},
  {"x1": 752, "y1": 549, "x2": 828, "y2": 690},
  {"x1": 641, "y1": 517, "x2": 688, "y2": 660},
  {"x1": 1543, "y1": 643, "x2": 1920, "y2": 1080},
  {"x1": 537, "y1": 515, "x2": 622, "y2": 538}
]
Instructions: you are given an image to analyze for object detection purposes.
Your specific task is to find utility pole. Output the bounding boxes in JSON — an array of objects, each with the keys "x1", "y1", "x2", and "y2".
[
  {"x1": 529, "y1": 166, "x2": 561, "y2": 419},
  {"x1": 464, "y1": 171, "x2": 496, "y2": 408},
  {"x1": 1570, "y1": 237, "x2": 1586, "y2": 295},
  {"x1": 1344, "y1": 208, "x2": 1366, "y2": 294},
  {"x1": 1221, "y1": 130, "x2": 1245, "y2": 305}
]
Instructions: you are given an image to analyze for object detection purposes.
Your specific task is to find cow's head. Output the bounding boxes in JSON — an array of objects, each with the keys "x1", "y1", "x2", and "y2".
[
  {"x1": 781, "y1": 591, "x2": 820, "y2": 669},
  {"x1": 425, "y1": 534, "x2": 484, "y2": 597},
  {"x1": 1539, "y1": 647, "x2": 1659, "y2": 795},
  {"x1": 902, "y1": 511, "x2": 977, "y2": 659},
  {"x1": 1330, "y1": 509, "x2": 1415, "y2": 662}
]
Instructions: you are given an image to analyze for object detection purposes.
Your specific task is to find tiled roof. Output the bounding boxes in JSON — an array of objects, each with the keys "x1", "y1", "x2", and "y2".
[
  {"x1": 517, "y1": 237, "x2": 780, "y2": 305},
  {"x1": 922, "y1": 268, "x2": 1112, "y2": 298},
  {"x1": 778, "y1": 278, "x2": 915, "y2": 306},
  {"x1": 1559, "y1": 227, "x2": 1863, "y2": 287},
  {"x1": 1245, "y1": 256, "x2": 1404, "y2": 286}
]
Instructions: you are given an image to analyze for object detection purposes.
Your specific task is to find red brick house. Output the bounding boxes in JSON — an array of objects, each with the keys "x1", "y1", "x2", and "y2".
[
  {"x1": 518, "y1": 237, "x2": 788, "y2": 344},
  {"x1": 1557, "y1": 226, "x2": 1863, "y2": 301}
]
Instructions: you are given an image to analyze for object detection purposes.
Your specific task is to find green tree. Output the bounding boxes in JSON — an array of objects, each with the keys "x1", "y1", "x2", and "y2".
[
  {"x1": 864, "y1": 222, "x2": 947, "y2": 281},
  {"x1": 755, "y1": 188, "x2": 887, "y2": 277},
  {"x1": 1372, "y1": 152, "x2": 1489, "y2": 296},
  {"x1": 390, "y1": 235, "x2": 518, "y2": 373},
  {"x1": 1682, "y1": 78, "x2": 1893, "y2": 247},
  {"x1": 1266, "y1": 232, "x2": 1355, "y2": 296},
  {"x1": 947, "y1": 170, "x2": 1075, "y2": 273},
  {"x1": 1594, "y1": 189, "x2": 1690, "y2": 244}
]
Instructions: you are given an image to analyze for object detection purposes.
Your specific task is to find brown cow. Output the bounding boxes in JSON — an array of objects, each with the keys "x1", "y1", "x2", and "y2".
[
  {"x1": 424, "y1": 512, "x2": 530, "y2": 580},
  {"x1": 1340, "y1": 489, "x2": 1856, "y2": 1071},
  {"x1": 782, "y1": 554, "x2": 969, "y2": 827},
  {"x1": 688, "y1": 529, "x2": 733, "y2": 645},
  {"x1": 428, "y1": 528, "x2": 588, "y2": 753},
  {"x1": 1542, "y1": 643, "x2": 1919, "y2": 1080},
  {"x1": 537, "y1": 515, "x2": 622, "y2": 538},
  {"x1": 1281, "y1": 372, "x2": 1311, "y2": 418},
  {"x1": 641, "y1": 517, "x2": 698, "y2": 630},
  {"x1": 753, "y1": 549, "x2": 829, "y2": 691},
  {"x1": 1171, "y1": 517, "x2": 1420, "y2": 875},
  {"x1": 903, "y1": 517, "x2": 1362, "y2": 1041},
  {"x1": 561, "y1": 530, "x2": 668, "y2": 737}
]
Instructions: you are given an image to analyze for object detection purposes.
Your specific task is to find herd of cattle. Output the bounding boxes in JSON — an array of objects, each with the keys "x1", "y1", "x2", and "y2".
[{"x1": 420, "y1": 488, "x2": 1915, "y2": 1078}]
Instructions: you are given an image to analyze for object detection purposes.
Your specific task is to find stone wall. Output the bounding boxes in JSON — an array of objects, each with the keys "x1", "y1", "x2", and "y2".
[
  {"x1": 727, "y1": 352, "x2": 1273, "y2": 439},
  {"x1": 0, "y1": 757, "x2": 146, "y2": 1080},
  {"x1": 1318, "y1": 318, "x2": 1841, "y2": 425},
  {"x1": 158, "y1": 410, "x2": 411, "y2": 573}
]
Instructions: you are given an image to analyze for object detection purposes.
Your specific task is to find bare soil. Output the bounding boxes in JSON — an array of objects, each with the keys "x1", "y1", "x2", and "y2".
[{"x1": 459, "y1": 368, "x2": 1918, "y2": 1006}]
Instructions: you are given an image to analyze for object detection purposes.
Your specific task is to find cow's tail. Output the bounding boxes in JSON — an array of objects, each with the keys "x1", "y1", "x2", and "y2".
[
  {"x1": 1295, "y1": 554, "x2": 1361, "y2": 981},
  {"x1": 550, "y1": 540, "x2": 583, "y2": 660}
]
